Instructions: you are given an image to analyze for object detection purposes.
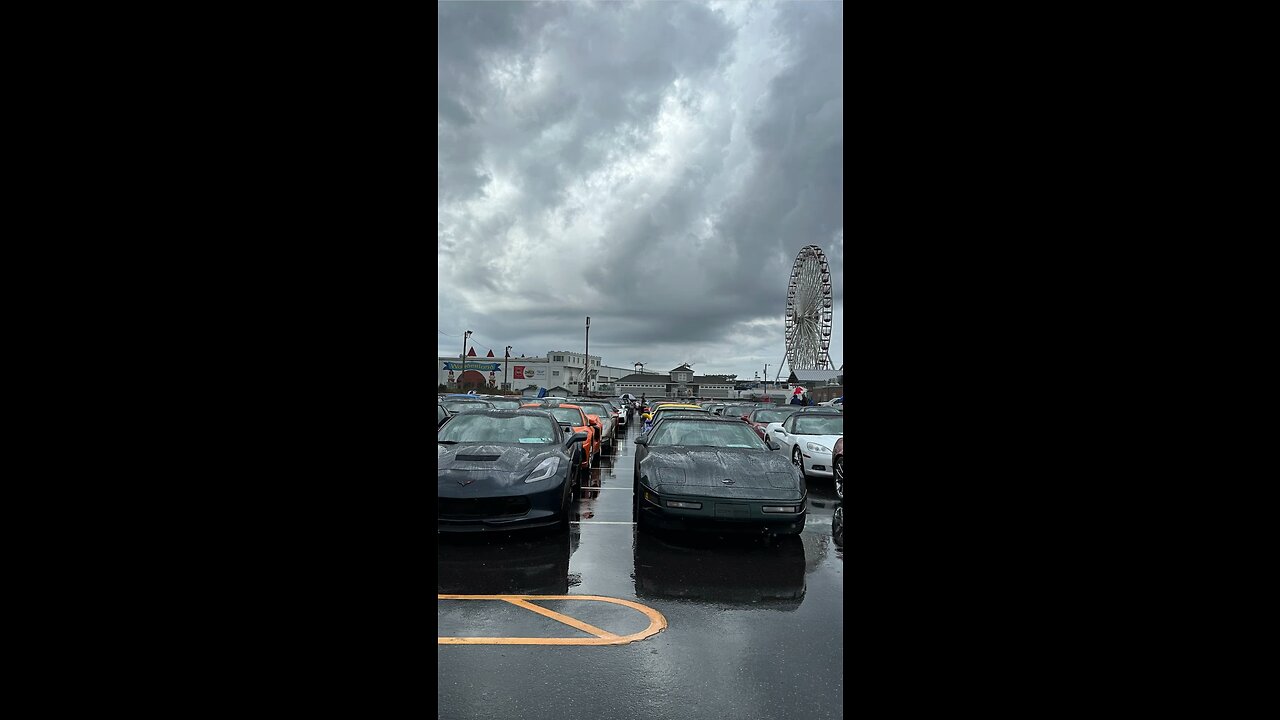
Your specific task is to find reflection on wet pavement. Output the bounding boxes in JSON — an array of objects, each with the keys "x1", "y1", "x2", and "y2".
[
  {"x1": 634, "y1": 531, "x2": 806, "y2": 608},
  {"x1": 438, "y1": 531, "x2": 571, "y2": 595}
]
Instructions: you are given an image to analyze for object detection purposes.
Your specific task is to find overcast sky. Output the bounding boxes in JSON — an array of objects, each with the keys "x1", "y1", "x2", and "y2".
[{"x1": 438, "y1": 0, "x2": 842, "y2": 383}]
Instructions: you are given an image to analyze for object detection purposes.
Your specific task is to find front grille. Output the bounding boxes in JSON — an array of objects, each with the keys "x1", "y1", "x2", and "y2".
[{"x1": 440, "y1": 496, "x2": 531, "y2": 519}]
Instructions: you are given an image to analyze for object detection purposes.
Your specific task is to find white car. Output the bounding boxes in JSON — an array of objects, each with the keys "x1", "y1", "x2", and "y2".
[
  {"x1": 604, "y1": 399, "x2": 627, "y2": 427},
  {"x1": 769, "y1": 411, "x2": 843, "y2": 480},
  {"x1": 819, "y1": 396, "x2": 844, "y2": 409}
]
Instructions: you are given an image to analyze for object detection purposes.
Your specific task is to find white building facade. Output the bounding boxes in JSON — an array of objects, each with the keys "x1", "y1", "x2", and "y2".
[
  {"x1": 437, "y1": 350, "x2": 632, "y2": 395},
  {"x1": 615, "y1": 364, "x2": 737, "y2": 399}
]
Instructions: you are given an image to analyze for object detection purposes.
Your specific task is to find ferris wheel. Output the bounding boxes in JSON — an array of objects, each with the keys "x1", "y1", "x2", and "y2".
[{"x1": 785, "y1": 245, "x2": 834, "y2": 370}]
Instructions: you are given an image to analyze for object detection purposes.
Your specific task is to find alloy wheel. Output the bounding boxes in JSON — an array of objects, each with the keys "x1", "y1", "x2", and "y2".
[{"x1": 834, "y1": 457, "x2": 843, "y2": 500}]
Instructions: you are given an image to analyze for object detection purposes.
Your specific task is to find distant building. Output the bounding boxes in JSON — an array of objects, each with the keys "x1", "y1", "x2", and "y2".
[
  {"x1": 437, "y1": 350, "x2": 630, "y2": 394},
  {"x1": 616, "y1": 364, "x2": 736, "y2": 399}
]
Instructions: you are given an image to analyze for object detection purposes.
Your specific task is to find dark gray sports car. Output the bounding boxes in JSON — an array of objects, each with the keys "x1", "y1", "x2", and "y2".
[
  {"x1": 439, "y1": 409, "x2": 588, "y2": 532},
  {"x1": 633, "y1": 416, "x2": 806, "y2": 535}
]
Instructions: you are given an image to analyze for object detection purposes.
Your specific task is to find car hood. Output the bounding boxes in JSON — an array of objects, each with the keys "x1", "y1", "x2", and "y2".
[
  {"x1": 438, "y1": 443, "x2": 559, "y2": 475},
  {"x1": 790, "y1": 434, "x2": 842, "y2": 451},
  {"x1": 639, "y1": 448, "x2": 801, "y2": 497}
]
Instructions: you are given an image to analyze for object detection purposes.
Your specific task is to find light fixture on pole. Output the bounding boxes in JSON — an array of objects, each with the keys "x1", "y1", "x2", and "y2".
[
  {"x1": 583, "y1": 316, "x2": 591, "y2": 395},
  {"x1": 504, "y1": 345, "x2": 513, "y2": 391}
]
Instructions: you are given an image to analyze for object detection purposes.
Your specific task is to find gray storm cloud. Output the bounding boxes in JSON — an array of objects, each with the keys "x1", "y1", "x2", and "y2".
[{"x1": 439, "y1": 1, "x2": 843, "y2": 379}]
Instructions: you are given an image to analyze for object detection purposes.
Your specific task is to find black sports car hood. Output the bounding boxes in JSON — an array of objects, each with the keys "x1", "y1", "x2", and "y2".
[
  {"x1": 639, "y1": 448, "x2": 802, "y2": 498},
  {"x1": 437, "y1": 443, "x2": 558, "y2": 474}
]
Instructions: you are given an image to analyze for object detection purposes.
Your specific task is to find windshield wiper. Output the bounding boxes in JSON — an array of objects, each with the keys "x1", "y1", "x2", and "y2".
[{"x1": 438, "y1": 440, "x2": 459, "y2": 444}]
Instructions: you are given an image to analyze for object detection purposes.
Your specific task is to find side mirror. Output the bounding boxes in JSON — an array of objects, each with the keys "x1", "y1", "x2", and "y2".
[
  {"x1": 634, "y1": 436, "x2": 648, "y2": 446},
  {"x1": 566, "y1": 431, "x2": 588, "y2": 446},
  {"x1": 766, "y1": 438, "x2": 780, "y2": 450}
]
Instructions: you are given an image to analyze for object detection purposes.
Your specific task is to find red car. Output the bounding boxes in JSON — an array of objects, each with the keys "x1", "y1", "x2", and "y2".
[{"x1": 745, "y1": 406, "x2": 801, "y2": 442}]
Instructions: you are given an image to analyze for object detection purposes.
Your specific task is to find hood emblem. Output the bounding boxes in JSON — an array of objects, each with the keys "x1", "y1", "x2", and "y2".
[
  {"x1": 722, "y1": 478, "x2": 735, "y2": 485},
  {"x1": 457, "y1": 479, "x2": 474, "y2": 486}
]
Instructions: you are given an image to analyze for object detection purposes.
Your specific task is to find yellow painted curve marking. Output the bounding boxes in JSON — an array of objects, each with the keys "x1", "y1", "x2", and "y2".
[
  {"x1": 502, "y1": 598, "x2": 618, "y2": 639},
  {"x1": 438, "y1": 594, "x2": 667, "y2": 646}
]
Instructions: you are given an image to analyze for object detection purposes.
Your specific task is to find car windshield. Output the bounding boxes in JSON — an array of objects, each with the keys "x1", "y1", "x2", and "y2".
[
  {"x1": 792, "y1": 416, "x2": 844, "y2": 435},
  {"x1": 577, "y1": 404, "x2": 609, "y2": 417},
  {"x1": 649, "y1": 421, "x2": 767, "y2": 449},
  {"x1": 723, "y1": 405, "x2": 755, "y2": 416},
  {"x1": 752, "y1": 409, "x2": 798, "y2": 423},
  {"x1": 437, "y1": 414, "x2": 558, "y2": 444},
  {"x1": 443, "y1": 400, "x2": 494, "y2": 413},
  {"x1": 547, "y1": 407, "x2": 584, "y2": 425}
]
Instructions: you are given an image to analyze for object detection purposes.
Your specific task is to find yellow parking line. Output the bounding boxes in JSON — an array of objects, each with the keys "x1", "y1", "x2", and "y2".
[
  {"x1": 503, "y1": 598, "x2": 618, "y2": 639},
  {"x1": 438, "y1": 594, "x2": 667, "y2": 646}
]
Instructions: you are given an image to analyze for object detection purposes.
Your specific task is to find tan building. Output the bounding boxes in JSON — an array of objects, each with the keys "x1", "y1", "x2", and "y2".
[{"x1": 615, "y1": 364, "x2": 736, "y2": 399}]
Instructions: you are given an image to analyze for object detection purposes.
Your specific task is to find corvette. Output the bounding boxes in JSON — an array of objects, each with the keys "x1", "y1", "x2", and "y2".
[
  {"x1": 438, "y1": 409, "x2": 588, "y2": 532},
  {"x1": 634, "y1": 416, "x2": 806, "y2": 535},
  {"x1": 768, "y1": 411, "x2": 843, "y2": 483},
  {"x1": 745, "y1": 406, "x2": 801, "y2": 442}
]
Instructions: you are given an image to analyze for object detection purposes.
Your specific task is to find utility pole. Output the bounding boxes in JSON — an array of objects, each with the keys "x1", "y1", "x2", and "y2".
[
  {"x1": 461, "y1": 330, "x2": 472, "y2": 390},
  {"x1": 504, "y1": 345, "x2": 512, "y2": 391},
  {"x1": 764, "y1": 363, "x2": 768, "y2": 399},
  {"x1": 584, "y1": 316, "x2": 591, "y2": 395}
]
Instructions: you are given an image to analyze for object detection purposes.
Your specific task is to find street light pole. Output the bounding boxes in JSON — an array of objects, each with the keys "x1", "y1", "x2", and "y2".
[
  {"x1": 461, "y1": 330, "x2": 472, "y2": 390},
  {"x1": 764, "y1": 363, "x2": 768, "y2": 399},
  {"x1": 584, "y1": 316, "x2": 591, "y2": 395},
  {"x1": 504, "y1": 346, "x2": 512, "y2": 391}
]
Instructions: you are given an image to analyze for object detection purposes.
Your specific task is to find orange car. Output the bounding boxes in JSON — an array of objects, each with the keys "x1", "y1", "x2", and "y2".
[
  {"x1": 558, "y1": 403, "x2": 603, "y2": 466},
  {"x1": 522, "y1": 403, "x2": 599, "y2": 468}
]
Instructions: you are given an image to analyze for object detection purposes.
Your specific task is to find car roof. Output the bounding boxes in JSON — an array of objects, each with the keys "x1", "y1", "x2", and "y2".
[
  {"x1": 449, "y1": 408, "x2": 557, "y2": 418},
  {"x1": 528, "y1": 402, "x2": 587, "y2": 413},
  {"x1": 652, "y1": 414, "x2": 721, "y2": 422}
]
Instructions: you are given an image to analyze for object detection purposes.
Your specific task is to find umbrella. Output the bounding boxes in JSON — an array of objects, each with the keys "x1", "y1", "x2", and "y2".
[{"x1": 792, "y1": 386, "x2": 807, "y2": 395}]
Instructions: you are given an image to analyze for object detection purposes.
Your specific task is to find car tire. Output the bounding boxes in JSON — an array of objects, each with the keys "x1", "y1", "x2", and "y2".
[
  {"x1": 792, "y1": 447, "x2": 808, "y2": 480},
  {"x1": 833, "y1": 456, "x2": 844, "y2": 500},
  {"x1": 633, "y1": 482, "x2": 650, "y2": 531}
]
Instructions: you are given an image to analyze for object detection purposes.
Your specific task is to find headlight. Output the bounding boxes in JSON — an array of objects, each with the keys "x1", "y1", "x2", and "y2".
[
  {"x1": 806, "y1": 442, "x2": 830, "y2": 453},
  {"x1": 525, "y1": 457, "x2": 559, "y2": 483}
]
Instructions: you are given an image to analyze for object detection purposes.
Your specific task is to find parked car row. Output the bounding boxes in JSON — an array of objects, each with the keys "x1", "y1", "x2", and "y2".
[{"x1": 438, "y1": 393, "x2": 844, "y2": 533}]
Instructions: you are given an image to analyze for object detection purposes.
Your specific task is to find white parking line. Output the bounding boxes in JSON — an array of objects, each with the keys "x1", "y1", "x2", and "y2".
[{"x1": 570, "y1": 521, "x2": 636, "y2": 525}]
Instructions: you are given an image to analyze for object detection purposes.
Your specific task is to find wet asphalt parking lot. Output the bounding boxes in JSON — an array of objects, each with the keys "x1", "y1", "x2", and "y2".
[{"x1": 438, "y1": 415, "x2": 844, "y2": 720}]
